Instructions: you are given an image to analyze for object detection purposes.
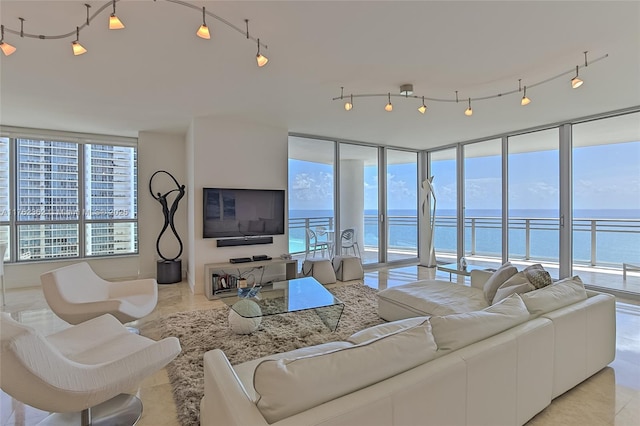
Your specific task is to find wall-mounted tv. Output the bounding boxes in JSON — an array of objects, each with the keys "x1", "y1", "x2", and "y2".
[{"x1": 203, "y1": 188, "x2": 286, "y2": 238}]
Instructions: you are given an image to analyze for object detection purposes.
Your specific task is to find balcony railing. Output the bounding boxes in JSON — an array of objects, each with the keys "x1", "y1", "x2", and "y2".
[{"x1": 288, "y1": 214, "x2": 640, "y2": 268}]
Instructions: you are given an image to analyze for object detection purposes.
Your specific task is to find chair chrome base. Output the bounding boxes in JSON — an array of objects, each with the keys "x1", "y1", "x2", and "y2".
[{"x1": 37, "y1": 394, "x2": 143, "y2": 426}]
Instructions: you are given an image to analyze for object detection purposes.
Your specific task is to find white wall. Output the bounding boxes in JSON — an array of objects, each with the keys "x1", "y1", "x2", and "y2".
[
  {"x1": 186, "y1": 116, "x2": 289, "y2": 294},
  {"x1": 4, "y1": 131, "x2": 187, "y2": 288},
  {"x1": 138, "y1": 131, "x2": 188, "y2": 279}
]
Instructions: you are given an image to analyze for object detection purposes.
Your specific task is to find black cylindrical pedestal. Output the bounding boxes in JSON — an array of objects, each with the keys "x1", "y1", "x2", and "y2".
[{"x1": 157, "y1": 259, "x2": 181, "y2": 284}]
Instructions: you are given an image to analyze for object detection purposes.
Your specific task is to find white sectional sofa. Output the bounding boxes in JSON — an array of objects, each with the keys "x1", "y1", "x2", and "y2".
[{"x1": 200, "y1": 275, "x2": 615, "y2": 426}]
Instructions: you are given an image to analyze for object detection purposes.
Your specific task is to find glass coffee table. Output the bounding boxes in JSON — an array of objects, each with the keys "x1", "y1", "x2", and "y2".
[
  {"x1": 437, "y1": 263, "x2": 489, "y2": 281},
  {"x1": 223, "y1": 276, "x2": 345, "y2": 331}
]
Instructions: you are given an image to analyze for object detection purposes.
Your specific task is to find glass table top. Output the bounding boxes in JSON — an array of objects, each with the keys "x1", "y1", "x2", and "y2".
[{"x1": 224, "y1": 277, "x2": 345, "y2": 331}]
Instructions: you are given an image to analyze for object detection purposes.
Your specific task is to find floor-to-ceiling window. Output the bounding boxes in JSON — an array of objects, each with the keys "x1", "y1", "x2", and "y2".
[
  {"x1": 339, "y1": 143, "x2": 378, "y2": 264},
  {"x1": 430, "y1": 148, "x2": 458, "y2": 263},
  {"x1": 288, "y1": 137, "x2": 335, "y2": 257},
  {"x1": 463, "y1": 139, "x2": 503, "y2": 267},
  {"x1": 386, "y1": 149, "x2": 418, "y2": 263},
  {"x1": 1, "y1": 129, "x2": 138, "y2": 263},
  {"x1": 572, "y1": 112, "x2": 640, "y2": 294},
  {"x1": 507, "y1": 129, "x2": 560, "y2": 268}
]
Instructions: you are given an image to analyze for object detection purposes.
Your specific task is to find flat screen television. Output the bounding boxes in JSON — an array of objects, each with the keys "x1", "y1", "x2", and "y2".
[{"x1": 203, "y1": 188, "x2": 286, "y2": 238}]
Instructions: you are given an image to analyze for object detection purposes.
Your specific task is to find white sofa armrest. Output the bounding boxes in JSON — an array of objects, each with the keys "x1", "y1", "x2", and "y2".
[
  {"x1": 470, "y1": 270, "x2": 492, "y2": 290},
  {"x1": 201, "y1": 349, "x2": 269, "y2": 426}
]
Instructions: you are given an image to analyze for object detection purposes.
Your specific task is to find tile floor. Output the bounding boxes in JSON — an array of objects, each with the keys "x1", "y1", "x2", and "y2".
[{"x1": 1, "y1": 264, "x2": 639, "y2": 425}]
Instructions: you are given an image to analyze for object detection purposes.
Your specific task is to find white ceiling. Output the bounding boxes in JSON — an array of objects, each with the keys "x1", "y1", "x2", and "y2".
[{"x1": 1, "y1": 0, "x2": 638, "y2": 150}]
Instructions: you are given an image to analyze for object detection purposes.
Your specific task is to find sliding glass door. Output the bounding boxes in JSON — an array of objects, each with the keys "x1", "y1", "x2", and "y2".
[
  {"x1": 339, "y1": 143, "x2": 379, "y2": 264},
  {"x1": 430, "y1": 148, "x2": 458, "y2": 264},
  {"x1": 288, "y1": 137, "x2": 335, "y2": 257},
  {"x1": 572, "y1": 112, "x2": 640, "y2": 293},
  {"x1": 463, "y1": 139, "x2": 503, "y2": 268},
  {"x1": 507, "y1": 129, "x2": 560, "y2": 270}
]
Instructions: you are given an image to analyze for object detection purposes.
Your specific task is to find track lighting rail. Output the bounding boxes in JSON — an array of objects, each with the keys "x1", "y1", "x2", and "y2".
[
  {"x1": 333, "y1": 52, "x2": 608, "y2": 112},
  {"x1": 0, "y1": 0, "x2": 268, "y2": 58}
]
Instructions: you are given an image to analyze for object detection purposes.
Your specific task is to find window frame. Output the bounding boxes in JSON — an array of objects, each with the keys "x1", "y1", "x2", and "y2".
[{"x1": 0, "y1": 126, "x2": 138, "y2": 263}]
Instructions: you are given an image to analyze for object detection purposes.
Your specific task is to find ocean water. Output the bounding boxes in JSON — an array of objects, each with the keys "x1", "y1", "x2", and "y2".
[{"x1": 289, "y1": 209, "x2": 640, "y2": 265}]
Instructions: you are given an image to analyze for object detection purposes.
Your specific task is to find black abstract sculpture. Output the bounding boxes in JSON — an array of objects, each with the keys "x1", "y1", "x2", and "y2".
[{"x1": 149, "y1": 170, "x2": 185, "y2": 283}]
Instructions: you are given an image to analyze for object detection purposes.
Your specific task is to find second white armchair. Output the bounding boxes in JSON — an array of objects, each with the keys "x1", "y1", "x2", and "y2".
[{"x1": 40, "y1": 261, "x2": 158, "y2": 326}]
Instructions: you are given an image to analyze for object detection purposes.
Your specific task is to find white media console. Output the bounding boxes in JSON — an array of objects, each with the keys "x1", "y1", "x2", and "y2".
[{"x1": 204, "y1": 258, "x2": 298, "y2": 300}]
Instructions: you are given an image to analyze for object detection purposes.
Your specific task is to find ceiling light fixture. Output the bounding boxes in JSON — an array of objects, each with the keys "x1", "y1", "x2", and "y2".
[
  {"x1": 334, "y1": 52, "x2": 607, "y2": 116},
  {"x1": 418, "y1": 96, "x2": 427, "y2": 114},
  {"x1": 385, "y1": 93, "x2": 393, "y2": 112},
  {"x1": 72, "y1": 27, "x2": 87, "y2": 56},
  {"x1": 340, "y1": 87, "x2": 353, "y2": 111},
  {"x1": 256, "y1": 38, "x2": 268, "y2": 67},
  {"x1": 0, "y1": 25, "x2": 16, "y2": 56},
  {"x1": 519, "y1": 79, "x2": 531, "y2": 106},
  {"x1": 464, "y1": 98, "x2": 473, "y2": 116},
  {"x1": 109, "y1": 0, "x2": 125, "y2": 30},
  {"x1": 196, "y1": 7, "x2": 211, "y2": 39},
  {"x1": 571, "y1": 51, "x2": 589, "y2": 89},
  {"x1": 0, "y1": 0, "x2": 269, "y2": 67},
  {"x1": 400, "y1": 84, "x2": 414, "y2": 96}
]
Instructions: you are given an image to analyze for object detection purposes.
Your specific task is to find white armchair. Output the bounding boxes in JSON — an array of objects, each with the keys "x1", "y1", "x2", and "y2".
[
  {"x1": 0, "y1": 312, "x2": 181, "y2": 425},
  {"x1": 40, "y1": 262, "x2": 158, "y2": 326}
]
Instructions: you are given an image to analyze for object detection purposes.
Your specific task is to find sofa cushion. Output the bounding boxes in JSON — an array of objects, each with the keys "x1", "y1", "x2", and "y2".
[
  {"x1": 483, "y1": 262, "x2": 518, "y2": 303},
  {"x1": 523, "y1": 264, "x2": 553, "y2": 289},
  {"x1": 430, "y1": 294, "x2": 530, "y2": 351},
  {"x1": 347, "y1": 316, "x2": 429, "y2": 344},
  {"x1": 492, "y1": 272, "x2": 536, "y2": 304},
  {"x1": 252, "y1": 318, "x2": 437, "y2": 423},
  {"x1": 377, "y1": 280, "x2": 488, "y2": 317},
  {"x1": 521, "y1": 276, "x2": 587, "y2": 315},
  {"x1": 233, "y1": 341, "x2": 353, "y2": 402}
]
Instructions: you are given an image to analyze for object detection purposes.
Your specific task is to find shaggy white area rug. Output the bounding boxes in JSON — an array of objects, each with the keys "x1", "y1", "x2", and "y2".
[{"x1": 148, "y1": 282, "x2": 383, "y2": 426}]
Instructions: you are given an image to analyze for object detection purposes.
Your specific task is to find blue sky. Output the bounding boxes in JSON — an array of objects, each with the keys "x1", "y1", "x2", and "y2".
[{"x1": 289, "y1": 141, "x2": 640, "y2": 214}]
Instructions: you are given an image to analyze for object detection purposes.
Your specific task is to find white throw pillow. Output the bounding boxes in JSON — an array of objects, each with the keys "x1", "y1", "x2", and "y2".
[
  {"x1": 253, "y1": 320, "x2": 438, "y2": 423},
  {"x1": 492, "y1": 272, "x2": 536, "y2": 304},
  {"x1": 482, "y1": 262, "x2": 518, "y2": 303},
  {"x1": 521, "y1": 276, "x2": 587, "y2": 315},
  {"x1": 430, "y1": 293, "x2": 530, "y2": 351}
]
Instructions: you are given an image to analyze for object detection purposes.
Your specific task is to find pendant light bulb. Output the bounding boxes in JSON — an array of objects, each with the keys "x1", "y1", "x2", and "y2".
[
  {"x1": 464, "y1": 98, "x2": 473, "y2": 116},
  {"x1": 418, "y1": 96, "x2": 427, "y2": 114},
  {"x1": 344, "y1": 95, "x2": 353, "y2": 111},
  {"x1": 385, "y1": 93, "x2": 393, "y2": 112},
  {"x1": 109, "y1": 0, "x2": 124, "y2": 29},
  {"x1": 197, "y1": 7, "x2": 211, "y2": 39},
  {"x1": 571, "y1": 65, "x2": 583, "y2": 89},
  {"x1": 521, "y1": 86, "x2": 531, "y2": 106},
  {"x1": 256, "y1": 39, "x2": 268, "y2": 67},
  {"x1": 72, "y1": 27, "x2": 87, "y2": 55},
  {"x1": 0, "y1": 25, "x2": 16, "y2": 56}
]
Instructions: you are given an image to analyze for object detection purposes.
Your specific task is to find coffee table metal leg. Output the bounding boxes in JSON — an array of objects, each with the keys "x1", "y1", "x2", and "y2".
[{"x1": 314, "y1": 304, "x2": 345, "y2": 331}]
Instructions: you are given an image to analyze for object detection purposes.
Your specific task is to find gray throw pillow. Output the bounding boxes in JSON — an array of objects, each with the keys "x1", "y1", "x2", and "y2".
[
  {"x1": 482, "y1": 262, "x2": 518, "y2": 303},
  {"x1": 524, "y1": 264, "x2": 553, "y2": 289}
]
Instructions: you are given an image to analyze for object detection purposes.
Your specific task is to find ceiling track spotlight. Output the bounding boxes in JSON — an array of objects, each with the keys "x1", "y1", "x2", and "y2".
[
  {"x1": 384, "y1": 93, "x2": 393, "y2": 112},
  {"x1": 571, "y1": 51, "x2": 589, "y2": 89},
  {"x1": 0, "y1": 0, "x2": 269, "y2": 67},
  {"x1": 72, "y1": 27, "x2": 87, "y2": 56},
  {"x1": 340, "y1": 87, "x2": 353, "y2": 111},
  {"x1": 332, "y1": 52, "x2": 607, "y2": 116},
  {"x1": 196, "y1": 6, "x2": 211, "y2": 39},
  {"x1": 418, "y1": 96, "x2": 427, "y2": 114},
  {"x1": 109, "y1": 0, "x2": 125, "y2": 30},
  {"x1": 0, "y1": 24, "x2": 16, "y2": 56},
  {"x1": 464, "y1": 98, "x2": 473, "y2": 116},
  {"x1": 519, "y1": 79, "x2": 531, "y2": 106}
]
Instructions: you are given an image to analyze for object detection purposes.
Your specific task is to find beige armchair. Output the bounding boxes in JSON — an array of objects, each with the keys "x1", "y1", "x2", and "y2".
[
  {"x1": 40, "y1": 262, "x2": 158, "y2": 327},
  {"x1": 0, "y1": 312, "x2": 181, "y2": 425}
]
